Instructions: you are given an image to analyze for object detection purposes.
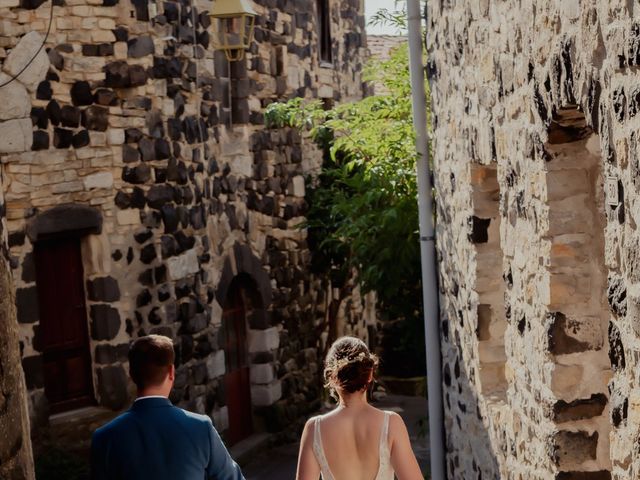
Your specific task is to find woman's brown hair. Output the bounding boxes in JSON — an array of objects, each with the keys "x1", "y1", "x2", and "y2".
[{"x1": 323, "y1": 336, "x2": 378, "y2": 399}]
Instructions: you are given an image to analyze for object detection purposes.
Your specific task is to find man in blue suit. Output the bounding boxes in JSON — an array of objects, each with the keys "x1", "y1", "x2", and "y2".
[{"x1": 91, "y1": 335, "x2": 245, "y2": 480}]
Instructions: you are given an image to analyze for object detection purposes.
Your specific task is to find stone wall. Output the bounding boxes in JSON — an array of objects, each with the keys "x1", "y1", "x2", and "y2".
[
  {"x1": 429, "y1": 1, "x2": 640, "y2": 479},
  {"x1": 0, "y1": 0, "x2": 371, "y2": 447},
  {"x1": 0, "y1": 163, "x2": 34, "y2": 480}
]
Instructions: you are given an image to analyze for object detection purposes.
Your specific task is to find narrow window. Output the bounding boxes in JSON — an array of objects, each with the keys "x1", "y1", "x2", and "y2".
[{"x1": 317, "y1": 0, "x2": 332, "y2": 64}]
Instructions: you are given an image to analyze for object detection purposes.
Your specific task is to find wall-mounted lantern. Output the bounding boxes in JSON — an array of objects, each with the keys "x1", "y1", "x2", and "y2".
[{"x1": 209, "y1": 0, "x2": 257, "y2": 62}]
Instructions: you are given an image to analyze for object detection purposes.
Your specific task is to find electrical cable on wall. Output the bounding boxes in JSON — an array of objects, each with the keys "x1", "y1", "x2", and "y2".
[{"x1": 0, "y1": 0, "x2": 55, "y2": 89}]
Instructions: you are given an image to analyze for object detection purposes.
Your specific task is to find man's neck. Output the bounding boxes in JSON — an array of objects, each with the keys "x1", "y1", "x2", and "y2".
[{"x1": 136, "y1": 389, "x2": 169, "y2": 399}]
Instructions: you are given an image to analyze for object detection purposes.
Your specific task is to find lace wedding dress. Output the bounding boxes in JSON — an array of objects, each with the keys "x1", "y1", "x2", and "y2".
[{"x1": 312, "y1": 411, "x2": 394, "y2": 480}]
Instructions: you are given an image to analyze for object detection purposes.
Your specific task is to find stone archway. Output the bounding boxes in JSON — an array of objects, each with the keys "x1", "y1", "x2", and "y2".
[{"x1": 216, "y1": 243, "x2": 282, "y2": 429}]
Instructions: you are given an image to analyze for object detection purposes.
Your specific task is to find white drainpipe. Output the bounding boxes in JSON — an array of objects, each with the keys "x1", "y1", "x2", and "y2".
[{"x1": 406, "y1": 1, "x2": 446, "y2": 478}]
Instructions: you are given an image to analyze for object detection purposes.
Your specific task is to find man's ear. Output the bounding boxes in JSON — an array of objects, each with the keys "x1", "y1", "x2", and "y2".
[{"x1": 168, "y1": 364, "x2": 176, "y2": 382}]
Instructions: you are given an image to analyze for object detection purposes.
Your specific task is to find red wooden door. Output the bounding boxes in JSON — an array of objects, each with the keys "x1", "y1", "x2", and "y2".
[
  {"x1": 34, "y1": 236, "x2": 94, "y2": 413},
  {"x1": 223, "y1": 285, "x2": 253, "y2": 445}
]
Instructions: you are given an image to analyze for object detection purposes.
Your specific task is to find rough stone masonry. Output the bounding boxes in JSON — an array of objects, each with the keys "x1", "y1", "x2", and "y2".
[
  {"x1": 0, "y1": 0, "x2": 375, "y2": 455},
  {"x1": 429, "y1": 1, "x2": 640, "y2": 479}
]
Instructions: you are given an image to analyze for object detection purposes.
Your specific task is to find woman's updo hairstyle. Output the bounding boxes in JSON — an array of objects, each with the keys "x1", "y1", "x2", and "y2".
[{"x1": 324, "y1": 336, "x2": 378, "y2": 399}]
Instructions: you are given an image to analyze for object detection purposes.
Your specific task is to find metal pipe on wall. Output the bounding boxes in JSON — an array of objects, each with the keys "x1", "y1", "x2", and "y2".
[{"x1": 406, "y1": 0, "x2": 445, "y2": 478}]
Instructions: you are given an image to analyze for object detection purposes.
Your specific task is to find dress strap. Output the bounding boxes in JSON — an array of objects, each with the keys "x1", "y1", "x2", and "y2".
[
  {"x1": 313, "y1": 417, "x2": 335, "y2": 480},
  {"x1": 379, "y1": 411, "x2": 391, "y2": 454}
]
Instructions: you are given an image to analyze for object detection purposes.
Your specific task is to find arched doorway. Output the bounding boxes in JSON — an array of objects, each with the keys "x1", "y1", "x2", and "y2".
[{"x1": 222, "y1": 276, "x2": 253, "y2": 445}]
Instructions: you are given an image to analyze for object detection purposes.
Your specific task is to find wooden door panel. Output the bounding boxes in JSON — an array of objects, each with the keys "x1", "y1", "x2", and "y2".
[
  {"x1": 223, "y1": 283, "x2": 253, "y2": 445},
  {"x1": 35, "y1": 236, "x2": 94, "y2": 413}
]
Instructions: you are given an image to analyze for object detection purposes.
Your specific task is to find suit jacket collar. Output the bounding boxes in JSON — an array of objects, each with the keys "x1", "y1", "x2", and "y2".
[{"x1": 130, "y1": 397, "x2": 173, "y2": 411}]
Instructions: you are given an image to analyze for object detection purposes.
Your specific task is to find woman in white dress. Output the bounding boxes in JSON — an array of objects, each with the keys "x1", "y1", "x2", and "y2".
[{"x1": 296, "y1": 336, "x2": 424, "y2": 480}]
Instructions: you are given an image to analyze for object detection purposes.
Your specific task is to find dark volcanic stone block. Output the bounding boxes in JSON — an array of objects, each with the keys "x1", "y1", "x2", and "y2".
[
  {"x1": 17, "y1": 286, "x2": 39, "y2": 323},
  {"x1": 90, "y1": 304, "x2": 121, "y2": 340},
  {"x1": 97, "y1": 365, "x2": 128, "y2": 409},
  {"x1": 71, "y1": 81, "x2": 94, "y2": 106},
  {"x1": 31, "y1": 106, "x2": 48, "y2": 129},
  {"x1": 48, "y1": 48, "x2": 64, "y2": 70},
  {"x1": 113, "y1": 28, "x2": 128, "y2": 41},
  {"x1": 137, "y1": 289, "x2": 153, "y2": 307},
  {"x1": 147, "y1": 184, "x2": 175, "y2": 209},
  {"x1": 82, "y1": 105, "x2": 109, "y2": 131},
  {"x1": 161, "y1": 205, "x2": 179, "y2": 233},
  {"x1": 128, "y1": 36, "x2": 155, "y2": 58},
  {"x1": 122, "y1": 164, "x2": 151, "y2": 184},
  {"x1": 131, "y1": 187, "x2": 146, "y2": 208},
  {"x1": 134, "y1": 229, "x2": 153, "y2": 244},
  {"x1": 22, "y1": 355, "x2": 44, "y2": 389},
  {"x1": 155, "y1": 138, "x2": 170, "y2": 159},
  {"x1": 32, "y1": 130, "x2": 49, "y2": 150},
  {"x1": 87, "y1": 276, "x2": 121, "y2": 302},
  {"x1": 129, "y1": 65, "x2": 148, "y2": 86},
  {"x1": 125, "y1": 128, "x2": 144, "y2": 143},
  {"x1": 46, "y1": 100, "x2": 61, "y2": 125},
  {"x1": 138, "y1": 137, "x2": 156, "y2": 161},
  {"x1": 95, "y1": 88, "x2": 118, "y2": 106},
  {"x1": 161, "y1": 235, "x2": 178, "y2": 258},
  {"x1": 60, "y1": 105, "x2": 81, "y2": 128},
  {"x1": 72, "y1": 129, "x2": 91, "y2": 148},
  {"x1": 36, "y1": 80, "x2": 52, "y2": 100},
  {"x1": 82, "y1": 43, "x2": 114, "y2": 57},
  {"x1": 105, "y1": 61, "x2": 130, "y2": 87},
  {"x1": 53, "y1": 127, "x2": 73, "y2": 148},
  {"x1": 115, "y1": 191, "x2": 131, "y2": 209},
  {"x1": 140, "y1": 244, "x2": 157, "y2": 264},
  {"x1": 122, "y1": 144, "x2": 140, "y2": 163},
  {"x1": 94, "y1": 343, "x2": 129, "y2": 364}
]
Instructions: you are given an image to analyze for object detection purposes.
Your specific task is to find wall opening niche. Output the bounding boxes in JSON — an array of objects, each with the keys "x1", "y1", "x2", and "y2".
[
  {"x1": 545, "y1": 106, "x2": 611, "y2": 476},
  {"x1": 470, "y1": 163, "x2": 507, "y2": 403}
]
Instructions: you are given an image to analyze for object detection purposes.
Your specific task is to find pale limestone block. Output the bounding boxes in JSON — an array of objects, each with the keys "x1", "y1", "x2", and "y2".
[
  {"x1": 248, "y1": 327, "x2": 279, "y2": 353},
  {"x1": 0, "y1": 0, "x2": 19, "y2": 7},
  {"x1": 90, "y1": 132, "x2": 107, "y2": 147},
  {"x1": 167, "y1": 249, "x2": 200, "y2": 280},
  {"x1": 70, "y1": 5, "x2": 91, "y2": 15},
  {"x1": 81, "y1": 233, "x2": 111, "y2": 276},
  {"x1": 92, "y1": 30, "x2": 116, "y2": 43},
  {"x1": 212, "y1": 406, "x2": 229, "y2": 431},
  {"x1": 52, "y1": 180, "x2": 83, "y2": 193},
  {"x1": 250, "y1": 363, "x2": 275, "y2": 385},
  {"x1": 97, "y1": 18, "x2": 115, "y2": 29},
  {"x1": 107, "y1": 128, "x2": 125, "y2": 145},
  {"x1": 318, "y1": 84, "x2": 333, "y2": 98},
  {"x1": 251, "y1": 381, "x2": 282, "y2": 406},
  {"x1": 230, "y1": 154, "x2": 253, "y2": 177},
  {"x1": 561, "y1": 0, "x2": 579, "y2": 20},
  {"x1": 0, "y1": 118, "x2": 32, "y2": 153},
  {"x1": 114, "y1": 42, "x2": 128, "y2": 59},
  {"x1": 3, "y1": 31, "x2": 49, "y2": 91},
  {"x1": 206, "y1": 350, "x2": 226, "y2": 379},
  {"x1": 84, "y1": 171, "x2": 113, "y2": 190},
  {"x1": 290, "y1": 175, "x2": 305, "y2": 197},
  {"x1": 0, "y1": 73, "x2": 30, "y2": 120},
  {"x1": 210, "y1": 299, "x2": 222, "y2": 326},
  {"x1": 116, "y1": 209, "x2": 140, "y2": 226}
]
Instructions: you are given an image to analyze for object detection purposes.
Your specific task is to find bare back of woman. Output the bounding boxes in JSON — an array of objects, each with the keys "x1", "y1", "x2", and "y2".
[{"x1": 296, "y1": 337, "x2": 423, "y2": 480}]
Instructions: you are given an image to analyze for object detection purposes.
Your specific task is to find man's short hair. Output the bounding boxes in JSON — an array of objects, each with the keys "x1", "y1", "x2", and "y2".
[{"x1": 128, "y1": 335, "x2": 175, "y2": 389}]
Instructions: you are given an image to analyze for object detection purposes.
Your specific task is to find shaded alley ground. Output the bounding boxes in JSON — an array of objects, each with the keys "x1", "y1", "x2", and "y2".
[{"x1": 243, "y1": 394, "x2": 430, "y2": 480}]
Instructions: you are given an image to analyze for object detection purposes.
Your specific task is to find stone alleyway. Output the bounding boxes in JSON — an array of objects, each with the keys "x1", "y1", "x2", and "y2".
[{"x1": 242, "y1": 394, "x2": 430, "y2": 480}]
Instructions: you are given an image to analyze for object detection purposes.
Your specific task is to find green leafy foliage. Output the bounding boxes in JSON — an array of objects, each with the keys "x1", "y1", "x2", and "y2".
[{"x1": 265, "y1": 42, "x2": 430, "y2": 376}]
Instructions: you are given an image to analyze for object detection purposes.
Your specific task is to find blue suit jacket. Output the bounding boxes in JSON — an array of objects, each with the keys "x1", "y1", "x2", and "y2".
[{"x1": 91, "y1": 397, "x2": 244, "y2": 480}]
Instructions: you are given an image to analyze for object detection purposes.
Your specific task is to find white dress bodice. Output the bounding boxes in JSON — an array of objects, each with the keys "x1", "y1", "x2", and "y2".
[{"x1": 312, "y1": 411, "x2": 394, "y2": 480}]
